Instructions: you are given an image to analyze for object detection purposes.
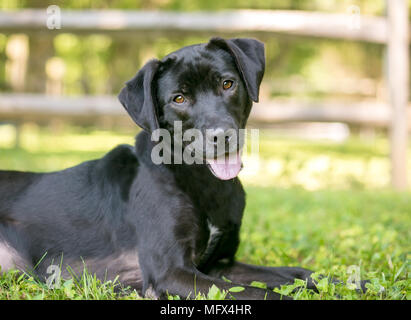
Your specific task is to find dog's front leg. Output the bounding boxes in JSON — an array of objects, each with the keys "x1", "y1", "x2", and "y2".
[
  {"x1": 207, "y1": 261, "x2": 369, "y2": 293},
  {"x1": 207, "y1": 261, "x2": 317, "y2": 290},
  {"x1": 154, "y1": 267, "x2": 290, "y2": 300}
]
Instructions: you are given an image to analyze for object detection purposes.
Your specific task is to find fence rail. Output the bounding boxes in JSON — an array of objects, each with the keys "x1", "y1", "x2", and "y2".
[
  {"x1": 0, "y1": 9, "x2": 388, "y2": 43},
  {"x1": 1, "y1": 94, "x2": 410, "y2": 128}
]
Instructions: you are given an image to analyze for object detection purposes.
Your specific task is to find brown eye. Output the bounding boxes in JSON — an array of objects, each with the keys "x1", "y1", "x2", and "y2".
[
  {"x1": 223, "y1": 80, "x2": 233, "y2": 90},
  {"x1": 173, "y1": 95, "x2": 185, "y2": 104}
]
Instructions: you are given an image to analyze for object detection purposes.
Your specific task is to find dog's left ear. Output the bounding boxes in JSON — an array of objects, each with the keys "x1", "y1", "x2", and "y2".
[
  {"x1": 118, "y1": 59, "x2": 161, "y2": 132},
  {"x1": 208, "y1": 37, "x2": 265, "y2": 102}
]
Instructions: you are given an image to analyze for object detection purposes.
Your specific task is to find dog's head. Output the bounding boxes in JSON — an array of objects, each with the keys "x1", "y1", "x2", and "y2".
[{"x1": 118, "y1": 37, "x2": 265, "y2": 180}]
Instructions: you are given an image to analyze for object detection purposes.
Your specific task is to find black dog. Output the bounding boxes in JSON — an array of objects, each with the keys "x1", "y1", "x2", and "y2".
[{"x1": 0, "y1": 38, "x2": 319, "y2": 300}]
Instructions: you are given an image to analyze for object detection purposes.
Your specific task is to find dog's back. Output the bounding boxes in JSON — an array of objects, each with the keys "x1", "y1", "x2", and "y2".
[
  {"x1": 0, "y1": 171, "x2": 39, "y2": 214},
  {"x1": 0, "y1": 144, "x2": 140, "y2": 277}
]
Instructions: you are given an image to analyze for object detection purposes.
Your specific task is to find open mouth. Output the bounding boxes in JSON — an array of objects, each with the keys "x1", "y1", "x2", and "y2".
[{"x1": 205, "y1": 150, "x2": 243, "y2": 180}]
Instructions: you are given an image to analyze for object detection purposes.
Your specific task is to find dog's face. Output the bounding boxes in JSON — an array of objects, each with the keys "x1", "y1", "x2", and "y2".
[{"x1": 119, "y1": 38, "x2": 265, "y2": 180}]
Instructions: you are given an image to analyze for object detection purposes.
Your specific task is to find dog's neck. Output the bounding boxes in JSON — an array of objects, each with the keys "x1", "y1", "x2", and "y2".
[{"x1": 135, "y1": 130, "x2": 242, "y2": 225}]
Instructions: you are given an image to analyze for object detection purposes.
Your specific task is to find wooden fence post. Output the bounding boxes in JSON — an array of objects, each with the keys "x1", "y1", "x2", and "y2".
[{"x1": 387, "y1": 0, "x2": 409, "y2": 190}]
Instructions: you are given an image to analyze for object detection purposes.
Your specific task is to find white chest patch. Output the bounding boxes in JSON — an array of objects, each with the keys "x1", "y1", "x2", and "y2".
[
  {"x1": 196, "y1": 220, "x2": 223, "y2": 267},
  {"x1": 206, "y1": 220, "x2": 222, "y2": 251}
]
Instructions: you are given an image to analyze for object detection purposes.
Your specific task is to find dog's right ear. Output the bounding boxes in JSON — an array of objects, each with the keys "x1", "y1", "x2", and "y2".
[
  {"x1": 208, "y1": 37, "x2": 265, "y2": 103},
  {"x1": 118, "y1": 59, "x2": 160, "y2": 132}
]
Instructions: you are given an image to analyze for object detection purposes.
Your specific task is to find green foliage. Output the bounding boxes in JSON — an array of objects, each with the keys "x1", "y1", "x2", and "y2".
[
  {"x1": 0, "y1": 267, "x2": 141, "y2": 300},
  {"x1": 0, "y1": 1, "x2": 387, "y2": 99},
  {"x1": 207, "y1": 285, "x2": 227, "y2": 300},
  {"x1": 250, "y1": 281, "x2": 267, "y2": 289},
  {"x1": 0, "y1": 0, "x2": 386, "y2": 13},
  {"x1": 228, "y1": 286, "x2": 245, "y2": 293},
  {"x1": 239, "y1": 186, "x2": 410, "y2": 300}
]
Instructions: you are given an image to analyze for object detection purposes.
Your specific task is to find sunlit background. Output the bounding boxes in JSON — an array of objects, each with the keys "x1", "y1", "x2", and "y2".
[{"x1": 1, "y1": 0, "x2": 410, "y2": 190}]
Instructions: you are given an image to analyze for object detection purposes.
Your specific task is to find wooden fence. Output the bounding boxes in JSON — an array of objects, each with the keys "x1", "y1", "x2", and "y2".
[
  {"x1": 0, "y1": 1, "x2": 409, "y2": 189},
  {"x1": 1, "y1": 93, "x2": 410, "y2": 127}
]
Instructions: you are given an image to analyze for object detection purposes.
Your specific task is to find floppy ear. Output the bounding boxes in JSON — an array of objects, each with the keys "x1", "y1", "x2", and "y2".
[
  {"x1": 118, "y1": 59, "x2": 160, "y2": 132},
  {"x1": 208, "y1": 37, "x2": 265, "y2": 102}
]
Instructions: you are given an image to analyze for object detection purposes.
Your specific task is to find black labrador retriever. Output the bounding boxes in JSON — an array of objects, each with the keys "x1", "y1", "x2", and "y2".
[{"x1": 0, "y1": 37, "x2": 322, "y2": 300}]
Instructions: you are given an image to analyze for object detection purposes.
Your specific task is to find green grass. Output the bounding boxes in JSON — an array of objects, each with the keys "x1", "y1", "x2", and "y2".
[
  {"x1": 0, "y1": 124, "x2": 410, "y2": 300},
  {"x1": 240, "y1": 187, "x2": 410, "y2": 300}
]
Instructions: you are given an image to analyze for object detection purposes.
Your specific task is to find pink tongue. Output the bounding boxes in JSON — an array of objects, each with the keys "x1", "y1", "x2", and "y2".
[{"x1": 206, "y1": 152, "x2": 242, "y2": 180}]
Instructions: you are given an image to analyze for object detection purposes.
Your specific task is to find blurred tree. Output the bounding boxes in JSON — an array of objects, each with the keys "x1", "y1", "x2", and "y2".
[{"x1": 27, "y1": 35, "x2": 54, "y2": 93}]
